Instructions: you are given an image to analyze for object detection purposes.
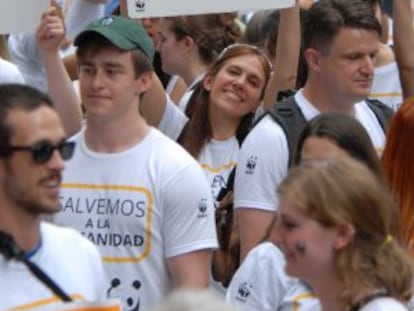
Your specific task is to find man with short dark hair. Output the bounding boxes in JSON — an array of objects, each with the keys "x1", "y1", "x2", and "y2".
[
  {"x1": 0, "y1": 84, "x2": 107, "y2": 309},
  {"x1": 235, "y1": 0, "x2": 389, "y2": 260}
]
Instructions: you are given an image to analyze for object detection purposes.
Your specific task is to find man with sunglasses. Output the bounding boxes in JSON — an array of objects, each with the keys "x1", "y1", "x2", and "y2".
[
  {"x1": 39, "y1": 13, "x2": 217, "y2": 310},
  {"x1": 0, "y1": 84, "x2": 107, "y2": 310}
]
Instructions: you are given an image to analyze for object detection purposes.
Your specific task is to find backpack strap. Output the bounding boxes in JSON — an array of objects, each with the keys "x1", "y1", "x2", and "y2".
[
  {"x1": 265, "y1": 96, "x2": 307, "y2": 167},
  {"x1": 216, "y1": 111, "x2": 254, "y2": 201},
  {"x1": 365, "y1": 99, "x2": 394, "y2": 133}
]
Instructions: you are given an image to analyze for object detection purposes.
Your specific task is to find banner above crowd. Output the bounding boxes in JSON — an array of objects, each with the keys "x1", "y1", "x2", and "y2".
[
  {"x1": 0, "y1": 1, "x2": 295, "y2": 34},
  {"x1": 126, "y1": 0, "x2": 295, "y2": 18}
]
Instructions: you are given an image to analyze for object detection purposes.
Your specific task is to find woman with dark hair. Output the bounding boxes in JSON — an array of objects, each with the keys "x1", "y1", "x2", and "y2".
[
  {"x1": 161, "y1": 43, "x2": 272, "y2": 292},
  {"x1": 296, "y1": 113, "x2": 402, "y2": 241},
  {"x1": 294, "y1": 113, "x2": 382, "y2": 176},
  {"x1": 166, "y1": 43, "x2": 272, "y2": 202},
  {"x1": 157, "y1": 14, "x2": 242, "y2": 113}
]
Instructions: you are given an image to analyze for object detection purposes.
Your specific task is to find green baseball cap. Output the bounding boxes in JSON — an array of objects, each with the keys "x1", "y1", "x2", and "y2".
[{"x1": 74, "y1": 15, "x2": 155, "y2": 62}]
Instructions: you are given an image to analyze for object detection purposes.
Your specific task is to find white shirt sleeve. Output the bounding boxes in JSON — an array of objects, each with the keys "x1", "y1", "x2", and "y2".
[
  {"x1": 226, "y1": 242, "x2": 289, "y2": 311},
  {"x1": 158, "y1": 94, "x2": 188, "y2": 141},
  {"x1": 360, "y1": 297, "x2": 409, "y2": 311},
  {"x1": 226, "y1": 242, "x2": 320, "y2": 311},
  {"x1": 161, "y1": 163, "x2": 218, "y2": 257},
  {"x1": 234, "y1": 115, "x2": 289, "y2": 212},
  {"x1": 0, "y1": 58, "x2": 25, "y2": 84}
]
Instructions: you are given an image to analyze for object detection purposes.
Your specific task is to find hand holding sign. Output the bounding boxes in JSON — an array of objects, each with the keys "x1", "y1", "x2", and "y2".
[
  {"x1": 36, "y1": 6, "x2": 66, "y2": 55},
  {"x1": 0, "y1": 0, "x2": 49, "y2": 34}
]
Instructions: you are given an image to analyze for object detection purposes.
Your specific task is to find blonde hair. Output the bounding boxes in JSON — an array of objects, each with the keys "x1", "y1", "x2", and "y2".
[{"x1": 279, "y1": 156, "x2": 413, "y2": 306}]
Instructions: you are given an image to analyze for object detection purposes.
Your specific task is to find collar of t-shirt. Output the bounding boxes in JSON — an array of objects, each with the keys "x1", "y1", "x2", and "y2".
[
  {"x1": 294, "y1": 88, "x2": 366, "y2": 121},
  {"x1": 187, "y1": 71, "x2": 206, "y2": 91}
]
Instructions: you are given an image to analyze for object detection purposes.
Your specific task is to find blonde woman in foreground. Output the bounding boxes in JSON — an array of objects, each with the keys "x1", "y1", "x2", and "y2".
[{"x1": 271, "y1": 156, "x2": 413, "y2": 311}]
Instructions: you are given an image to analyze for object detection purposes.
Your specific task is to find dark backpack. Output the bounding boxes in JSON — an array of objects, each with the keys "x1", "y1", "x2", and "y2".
[
  {"x1": 264, "y1": 96, "x2": 394, "y2": 167},
  {"x1": 219, "y1": 95, "x2": 392, "y2": 190}
]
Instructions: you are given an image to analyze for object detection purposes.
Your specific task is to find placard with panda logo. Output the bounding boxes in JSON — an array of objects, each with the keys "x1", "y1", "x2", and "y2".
[{"x1": 126, "y1": 0, "x2": 294, "y2": 18}]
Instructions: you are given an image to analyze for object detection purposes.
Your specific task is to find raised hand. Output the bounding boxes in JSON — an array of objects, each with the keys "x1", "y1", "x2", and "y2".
[{"x1": 36, "y1": 6, "x2": 66, "y2": 55}]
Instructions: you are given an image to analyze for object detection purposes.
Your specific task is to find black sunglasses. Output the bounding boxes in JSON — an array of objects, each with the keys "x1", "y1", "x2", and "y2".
[{"x1": 7, "y1": 141, "x2": 75, "y2": 164}]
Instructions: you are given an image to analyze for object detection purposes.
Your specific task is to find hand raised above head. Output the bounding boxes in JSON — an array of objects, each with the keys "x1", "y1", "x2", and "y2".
[{"x1": 36, "y1": 6, "x2": 66, "y2": 55}]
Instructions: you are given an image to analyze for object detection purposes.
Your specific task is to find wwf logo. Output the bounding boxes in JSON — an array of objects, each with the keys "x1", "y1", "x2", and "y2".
[
  {"x1": 245, "y1": 155, "x2": 258, "y2": 175},
  {"x1": 235, "y1": 281, "x2": 252, "y2": 303},
  {"x1": 135, "y1": 0, "x2": 145, "y2": 10},
  {"x1": 198, "y1": 198, "x2": 208, "y2": 218}
]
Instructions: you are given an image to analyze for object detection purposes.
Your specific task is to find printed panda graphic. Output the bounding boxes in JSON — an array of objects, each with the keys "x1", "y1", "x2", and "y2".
[{"x1": 107, "y1": 277, "x2": 142, "y2": 311}]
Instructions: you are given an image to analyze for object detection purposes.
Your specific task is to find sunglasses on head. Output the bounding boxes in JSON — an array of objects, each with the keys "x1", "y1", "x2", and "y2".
[
  {"x1": 217, "y1": 43, "x2": 273, "y2": 72},
  {"x1": 7, "y1": 140, "x2": 75, "y2": 164}
]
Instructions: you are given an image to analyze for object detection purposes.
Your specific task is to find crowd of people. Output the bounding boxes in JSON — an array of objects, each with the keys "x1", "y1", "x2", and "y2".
[{"x1": 0, "y1": 0, "x2": 414, "y2": 311}]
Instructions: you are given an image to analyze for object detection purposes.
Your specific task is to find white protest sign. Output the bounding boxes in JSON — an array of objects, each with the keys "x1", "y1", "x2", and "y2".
[
  {"x1": 126, "y1": 0, "x2": 294, "y2": 18},
  {"x1": 0, "y1": 0, "x2": 49, "y2": 34}
]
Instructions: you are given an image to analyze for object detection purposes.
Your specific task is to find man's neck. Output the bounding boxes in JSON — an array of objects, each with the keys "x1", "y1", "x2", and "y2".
[
  {"x1": 85, "y1": 114, "x2": 150, "y2": 153},
  {"x1": 0, "y1": 205, "x2": 41, "y2": 253}
]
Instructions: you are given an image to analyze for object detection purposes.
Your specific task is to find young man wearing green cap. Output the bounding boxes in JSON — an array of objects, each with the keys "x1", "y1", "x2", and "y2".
[{"x1": 39, "y1": 13, "x2": 218, "y2": 310}]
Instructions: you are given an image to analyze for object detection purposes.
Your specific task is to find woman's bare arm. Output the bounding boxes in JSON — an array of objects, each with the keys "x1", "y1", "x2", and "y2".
[
  {"x1": 393, "y1": 0, "x2": 414, "y2": 99},
  {"x1": 263, "y1": 2, "x2": 300, "y2": 108}
]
